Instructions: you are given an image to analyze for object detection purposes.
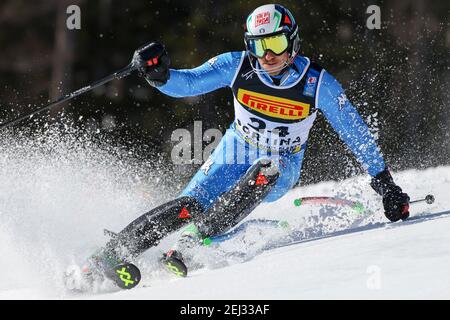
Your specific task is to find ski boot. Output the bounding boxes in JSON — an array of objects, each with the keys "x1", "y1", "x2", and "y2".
[
  {"x1": 161, "y1": 249, "x2": 188, "y2": 277},
  {"x1": 161, "y1": 223, "x2": 211, "y2": 277},
  {"x1": 86, "y1": 248, "x2": 141, "y2": 290}
]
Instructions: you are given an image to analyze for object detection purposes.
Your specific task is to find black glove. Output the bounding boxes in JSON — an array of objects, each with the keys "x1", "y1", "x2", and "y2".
[
  {"x1": 370, "y1": 168, "x2": 410, "y2": 222},
  {"x1": 132, "y1": 42, "x2": 170, "y2": 87}
]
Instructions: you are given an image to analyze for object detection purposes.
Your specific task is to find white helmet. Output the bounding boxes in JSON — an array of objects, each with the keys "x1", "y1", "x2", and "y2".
[{"x1": 244, "y1": 4, "x2": 300, "y2": 65}]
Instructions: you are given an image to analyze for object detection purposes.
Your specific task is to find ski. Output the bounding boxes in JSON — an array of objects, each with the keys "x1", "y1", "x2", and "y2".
[
  {"x1": 64, "y1": 257, "x2": 141, "y2": 293},
  {"x1": 210, "y1": 194, "x2": 436, "y2": 246},
  {"x1": 211, "y1": 209, "x2": 450, "y2": 255},
  {"x1": 109, "y1": 263, "x2": 141, "y2": 290}
]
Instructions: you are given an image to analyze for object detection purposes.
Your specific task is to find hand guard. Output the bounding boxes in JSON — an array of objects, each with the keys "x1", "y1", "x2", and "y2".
[
  {"x1": 370, "y1": 168, "x2": 410, "y2": 222},
  {"x1": 132, "y1": 42, "x2": 170, "y2": 87}
]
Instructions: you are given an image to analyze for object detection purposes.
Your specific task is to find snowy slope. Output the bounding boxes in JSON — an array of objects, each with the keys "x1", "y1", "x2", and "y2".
[
  {"x1": 0, "y1": 154, "x2": 449, "y2": 299},
  {"x1": 98, "y1": 214, "x2": 450, "y2": 300},
  {"x1": 93, "y1": 166, "x2": 450, "y2": 300}
]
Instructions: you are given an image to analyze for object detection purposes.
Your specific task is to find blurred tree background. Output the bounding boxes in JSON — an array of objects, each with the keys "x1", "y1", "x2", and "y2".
[{"x1": 0, "y1": 0, "x2": 449, "y2": 188}]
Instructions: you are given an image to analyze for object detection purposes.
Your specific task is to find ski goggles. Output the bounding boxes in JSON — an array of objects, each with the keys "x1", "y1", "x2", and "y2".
[{"x1": 245, "y1": 32, "x2": 290, "y2": 59}]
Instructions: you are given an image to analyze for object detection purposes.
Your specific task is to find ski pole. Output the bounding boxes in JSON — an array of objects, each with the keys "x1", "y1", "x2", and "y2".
[{"x1": 0, "y1": 63, "x2": 137, "y2": 130}]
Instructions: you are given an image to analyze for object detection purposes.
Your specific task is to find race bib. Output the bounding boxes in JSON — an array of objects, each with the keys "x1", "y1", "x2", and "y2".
[{"x1": 233, "y1": 96, "x2": 317, "y2": 153}]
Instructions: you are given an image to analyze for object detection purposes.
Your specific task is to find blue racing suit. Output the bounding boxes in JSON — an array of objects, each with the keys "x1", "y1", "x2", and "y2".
[{"x1": 156, "y1": 52, "x2": 385, "y2": 210}]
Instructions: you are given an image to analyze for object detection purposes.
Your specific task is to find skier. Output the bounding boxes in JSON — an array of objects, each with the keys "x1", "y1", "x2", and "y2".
[{"x1": 78, "y1": 4, "x2": 410, "y2": 289}]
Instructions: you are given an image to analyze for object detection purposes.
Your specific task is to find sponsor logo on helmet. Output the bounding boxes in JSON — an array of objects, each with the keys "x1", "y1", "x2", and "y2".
[
  {"x1": 255, "y1": 12, "x2": 270, "y2": 27},
  {"x1": 237, "y1": 89, "x2": 310, "y2": 120}
]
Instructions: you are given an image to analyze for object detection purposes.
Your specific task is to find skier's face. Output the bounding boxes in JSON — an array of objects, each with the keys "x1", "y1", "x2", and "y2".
[{"x1": 257, "y1": 51, "x2": 289, "y2": 76}]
